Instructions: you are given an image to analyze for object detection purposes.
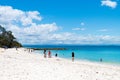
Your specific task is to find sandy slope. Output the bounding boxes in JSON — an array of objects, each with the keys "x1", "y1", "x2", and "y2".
[{"x1": 0, "y1": 48, "x2": 120, "y2": 80}]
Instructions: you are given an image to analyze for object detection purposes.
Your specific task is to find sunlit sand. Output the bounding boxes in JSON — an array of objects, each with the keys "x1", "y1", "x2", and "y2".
[{"x1": 0, "y1": 48, "x2": 120, "y2": 80}]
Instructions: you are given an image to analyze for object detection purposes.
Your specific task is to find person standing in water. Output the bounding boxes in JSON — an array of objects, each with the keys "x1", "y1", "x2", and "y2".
[
  {"x1": 72, "y1": 52, "x2": 75, "y2": 62},
  {"x1": 48, "y1": 50, "x2": 51, "y2": 58},
  {"x1": 55, "y1": 53, "x2": 58, "y2": 57},
  {"x1": 43, "y1": 49, "x2": 46, "y2": 58}
]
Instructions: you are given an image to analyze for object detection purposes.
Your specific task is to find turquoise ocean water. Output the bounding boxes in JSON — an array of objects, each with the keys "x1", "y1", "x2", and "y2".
[{"x1": 24, "y1": 45, "x2": 120, "y2": 64}]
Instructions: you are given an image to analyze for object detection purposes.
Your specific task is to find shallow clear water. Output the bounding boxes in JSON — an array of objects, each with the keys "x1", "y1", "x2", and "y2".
[{"x1": 24, "y1": 45, "x2": 120, "y2": 64}]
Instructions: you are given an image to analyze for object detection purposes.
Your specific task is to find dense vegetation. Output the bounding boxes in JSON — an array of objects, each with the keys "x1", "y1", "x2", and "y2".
[{"x1": 0, "y1": 25, "x2": 22, "y2": 48}]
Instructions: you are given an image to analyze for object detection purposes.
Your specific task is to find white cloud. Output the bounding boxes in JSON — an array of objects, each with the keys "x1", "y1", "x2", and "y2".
[
  {"x1": 23, "y1": 23, "x2": 58, "y2": 35},
  {"x1": 101, "y1": 0, "x2": 117, "y2": 8},
  {"x1": 10, "y1": 23, "x2": 59, "y2": 44},
  {"x1": 98, "y1": 29, "x2": 108, "y2": 32},
  {"x1": 72, "y1": 22, "x2": 85, "y2": 31},
  {"x1": 0, "y1": 5, "x2": 120, "y2": 45},
  {"x1": 80, "y1": 22, "x2": 85, "y2": 26},
  {"x1": 72, "y1": 27, "x2": 85, "y2": 31},
  {"x1": 47, "y1": 34, "x2": 120, "y2": 45},
  {"x1": 0, "y1": 6, "x2": 42, "y2": 26},
  {"x1": 0, "y1": 5, "x2": 59, "y2": 44}
]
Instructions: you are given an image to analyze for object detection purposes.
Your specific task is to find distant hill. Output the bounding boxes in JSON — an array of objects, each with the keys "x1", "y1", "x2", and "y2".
[{"x1": 0, "y1": 25, "x2": 22, "y2": 48}]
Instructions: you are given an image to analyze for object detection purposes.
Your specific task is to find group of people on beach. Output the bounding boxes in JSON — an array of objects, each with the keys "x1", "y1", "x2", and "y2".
[
  {"x1": 43, "y1": 49, "x2": 52, "y2": 58},
  {"x1": 43, "y1": 49, "x2": 75, "y2": 62},
  {"x1": 43, "y1": 49, "x2": 103, "y2": 62}
]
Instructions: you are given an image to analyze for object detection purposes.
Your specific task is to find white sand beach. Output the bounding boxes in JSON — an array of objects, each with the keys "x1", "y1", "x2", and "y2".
[{"x1": 0, "y1": 48, "x2": 120, "y2": 80}]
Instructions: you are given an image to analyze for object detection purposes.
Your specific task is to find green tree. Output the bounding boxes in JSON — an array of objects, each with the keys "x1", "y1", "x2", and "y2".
[{"x1": 0, "y1": 25, "x2": 22, "y2": 48}]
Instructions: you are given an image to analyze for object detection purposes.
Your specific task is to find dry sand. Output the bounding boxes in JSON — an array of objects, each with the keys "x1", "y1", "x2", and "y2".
[{"x1": 0, "y1": 48, "x2": 120, "y2": 80}]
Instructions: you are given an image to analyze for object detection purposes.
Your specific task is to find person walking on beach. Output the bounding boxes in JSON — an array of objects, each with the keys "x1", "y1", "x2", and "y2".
[
  {"x1": 72, "y1": 52, "x2": 75, "y2": 62},
  {"x1": 44, "y1": 49, "x2": 46, "y2": 58},
  {"x1": 48, "y1": 50, "x2": 51, "y2": 58}
]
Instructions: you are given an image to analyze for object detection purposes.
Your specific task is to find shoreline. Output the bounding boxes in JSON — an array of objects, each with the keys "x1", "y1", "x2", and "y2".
[
  {"x1": 34, "y1": 49, "x2": 120, "y2": 66},
  {"x1": 0, "y1": 48, "x2": 120, "y2": 80},
  {"x1": 34, "y1": 49, "x2": 120, "y2": 70}
]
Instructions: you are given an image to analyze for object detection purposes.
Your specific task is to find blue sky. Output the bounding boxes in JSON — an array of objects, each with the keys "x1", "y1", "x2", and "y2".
[{"x1": 0, "y1": 0, "x2": 120, "y2": 45}]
